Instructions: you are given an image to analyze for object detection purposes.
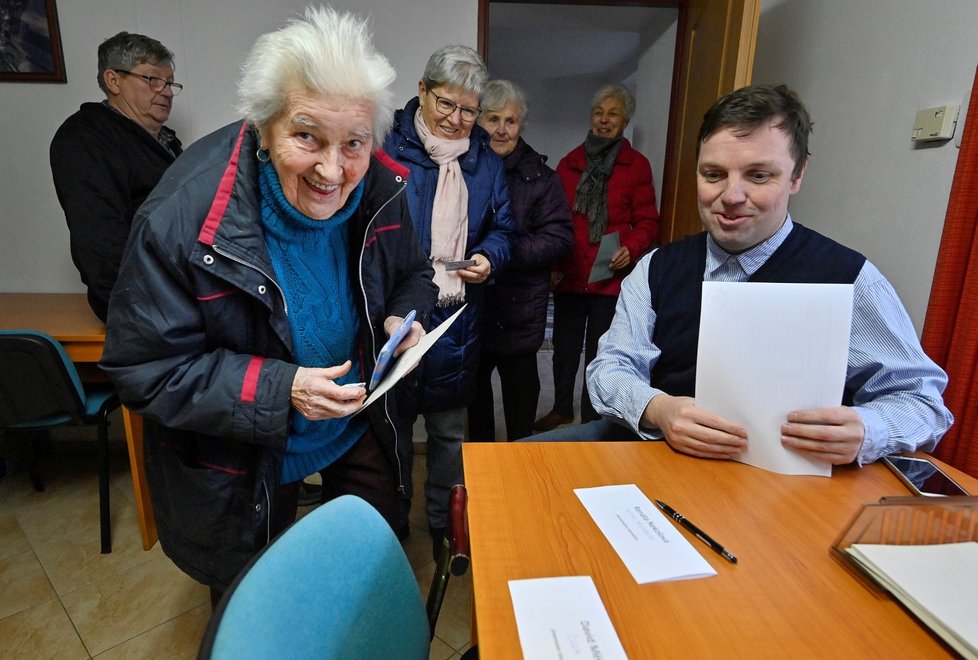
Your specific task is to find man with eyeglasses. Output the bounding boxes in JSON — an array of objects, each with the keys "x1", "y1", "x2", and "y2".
[{"x1": 50, "y1": 31, "x2": 183, "y2": 322}]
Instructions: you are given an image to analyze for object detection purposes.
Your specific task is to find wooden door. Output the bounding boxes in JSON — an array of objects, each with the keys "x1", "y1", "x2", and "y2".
[
  {"x1": 661, "y1": 0, "x2": 761, "y2": 243},
  {"x1": 479, "y1": 0, "x2": 762, "y2": 245}
]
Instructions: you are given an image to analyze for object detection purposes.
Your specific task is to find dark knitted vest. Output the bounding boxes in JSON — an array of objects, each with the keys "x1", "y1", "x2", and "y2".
[{"x1": 648, "y1": 223, "x2": 866, "y2": 398}]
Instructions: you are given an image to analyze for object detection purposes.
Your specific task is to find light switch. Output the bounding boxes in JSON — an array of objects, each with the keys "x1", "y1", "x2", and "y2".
[{"x1": 911, "y1": 105, "x2": 960, "y2": 142}]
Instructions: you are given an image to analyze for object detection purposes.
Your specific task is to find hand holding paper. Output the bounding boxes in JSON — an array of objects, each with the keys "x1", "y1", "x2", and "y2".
[
  {"x1": 644, "y1": 393, "x2": 748, "y2": 460},
  {"x1": 291, "y1": 360, "x2": 366, "y2": 420},
  {"x1": 356, "y1": 304, "x2": 467, "y2": 413},
  {"x1": 780, "y1": 405, "x2": 865, "y2": 465},
  {"x1": 587, "y1": 232, "x2": 621, "y2": 284}
]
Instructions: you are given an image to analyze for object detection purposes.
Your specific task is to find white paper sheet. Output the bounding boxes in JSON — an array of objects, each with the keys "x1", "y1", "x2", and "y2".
[
  {"x1": 357, "y1": 304, "x2": 467, "y2": 412},
  {"x1": 575, "y1": 484, "x2": 716, "y2": 583},
  {"x1": 509, "y1": 576, "x2": 628, "y2": 660},
  {"x1": 695, "y1": 282, "x2": 853, "y2": 477}
]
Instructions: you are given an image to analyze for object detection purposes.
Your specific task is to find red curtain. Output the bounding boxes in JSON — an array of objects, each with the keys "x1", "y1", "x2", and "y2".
[{"x1": 921, "y1": 65, "x2": 978, "y2": 479}]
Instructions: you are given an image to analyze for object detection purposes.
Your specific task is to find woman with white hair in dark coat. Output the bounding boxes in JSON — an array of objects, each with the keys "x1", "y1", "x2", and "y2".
[
  {"x1": 100, "y1": 7, "x2": 437, "y2": 601},
  {"x1": 468, "y1": 79, "x2": 572, "y2": 441}
]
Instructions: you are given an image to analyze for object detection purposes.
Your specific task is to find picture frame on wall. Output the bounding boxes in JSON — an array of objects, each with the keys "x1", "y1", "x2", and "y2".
[{"x1": 0, "y1": 0, "x2": 66, "y2": 82}]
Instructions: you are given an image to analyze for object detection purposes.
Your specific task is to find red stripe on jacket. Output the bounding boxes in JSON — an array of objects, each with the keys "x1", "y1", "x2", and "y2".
[
  {"x1": 241, "y1": 356, "x2": 263, "y2": 403},
  {"x1": 198, "y1": 121, "x2": 249, "y2": 246},
  {"x1": 373, "y1": 148, "x2": 410, "y2": 180}
]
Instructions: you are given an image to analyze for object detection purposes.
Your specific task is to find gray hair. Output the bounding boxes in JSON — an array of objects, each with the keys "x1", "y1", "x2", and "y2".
[
  {"x1": 481, "y1": 79, "x2": 529, "y2": 123},
  {"x1": 237, "y1": 5, "x2": 396, "y2": 142},
  {"x1": 591, "y1": 84, "x2": 636, "y2": 121},
  {"x1": 421, "y1": 45, "x2": 488, "y2": 99},
  {"x1": 97, "y1": 32, "x2": 174, "y2": 94}
]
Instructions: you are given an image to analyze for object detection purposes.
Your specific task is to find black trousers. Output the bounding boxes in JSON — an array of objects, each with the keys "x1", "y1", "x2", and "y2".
[
  {"x1": 318, "y1": 425, "x2": 402, "y2": 532},
  {"x1": 551, "y1": 292, "x2": 618, "y2": 422},
  {"x1": 468, "y1": 350, "x2": 540, "y2": 441}
]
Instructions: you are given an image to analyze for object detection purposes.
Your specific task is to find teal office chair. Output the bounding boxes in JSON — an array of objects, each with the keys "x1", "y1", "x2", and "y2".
[
  {"x1": 199, "y1": 494, "x2": 435, "y2": 659},
  {"x1": 0, "y1": 330, "x2": 120, "y2": 553}
]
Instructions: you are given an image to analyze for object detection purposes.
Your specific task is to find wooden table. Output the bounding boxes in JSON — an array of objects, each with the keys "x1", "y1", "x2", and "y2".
[
  {"x1": 0, "y1": 293, "x2": 157, "y2": 550},
  {"x1": 463, "y1": 441, "x2": 978, "y2": 658}
]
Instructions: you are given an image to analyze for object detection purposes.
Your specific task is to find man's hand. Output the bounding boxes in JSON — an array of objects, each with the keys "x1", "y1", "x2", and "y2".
[
  {"x1": 781, "y1": 406, "x2": 864, "y2": 464},
  {"x1": 456, "y1": 253, "x2": 491, "y2": 284},
  {"x1": 644, "y1": 394, "x2": 747, "y2": 459},
  {"x1": 291, "y1": 361, "x2": 365, "y2": 420},
  {"x1": 609, "y1": 246, "x2": 632, "y2": 271}
]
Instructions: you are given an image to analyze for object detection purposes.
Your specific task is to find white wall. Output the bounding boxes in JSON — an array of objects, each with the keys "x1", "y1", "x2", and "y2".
[
  {"x1": 632, "y1": 16, "x2": 677, "y2": 199},
  {"x1": 0, "y1": 0, "x2": 476, "y2": 295},
  {"x1": 6, "y1": 0, "x2": 975, "y2": 335},
  {"x1": 752, "y1": 0, "x2": 978, "y2": 333}
]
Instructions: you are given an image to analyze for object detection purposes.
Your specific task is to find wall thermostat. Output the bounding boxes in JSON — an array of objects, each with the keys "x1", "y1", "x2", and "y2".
[{"x1": 911, "y1": 104, "x2": 960, "y2": 142}]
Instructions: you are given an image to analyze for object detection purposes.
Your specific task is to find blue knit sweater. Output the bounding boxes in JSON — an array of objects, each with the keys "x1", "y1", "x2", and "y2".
[{"x1": 258, "y1": 161, "x2": 368, "y2": 483}]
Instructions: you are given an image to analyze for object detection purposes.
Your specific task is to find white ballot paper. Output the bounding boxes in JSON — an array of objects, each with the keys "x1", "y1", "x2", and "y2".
[
  {"x1": 509, "y1": 576, "x2": 628, "y2": 660},
  {"x1": 357, "y1": 304, "x2": 467, "y2": 412},
  {"x1": 574, "y1": 484, "x2": 716, "y2": 583},
  {"x1": 695, "y1": 282, "x2": 853, "y2": 477},
  {"x1": 587, "y1": 231, "x2": 621, "y2": 284}
]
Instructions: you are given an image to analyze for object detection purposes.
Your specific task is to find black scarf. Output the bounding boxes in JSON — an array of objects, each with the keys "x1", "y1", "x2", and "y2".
[{"x1": 574, "y1": 131, "x2": 624, "y2": 243}]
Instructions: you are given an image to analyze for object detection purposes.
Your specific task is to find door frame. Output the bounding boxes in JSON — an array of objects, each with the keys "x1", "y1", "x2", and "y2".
[{"x1": 478, "y1": 0, "x2": 761, "y2": 244}]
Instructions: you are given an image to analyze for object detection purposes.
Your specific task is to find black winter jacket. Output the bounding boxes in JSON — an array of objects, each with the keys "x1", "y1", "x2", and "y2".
[
  {"x1": 100, "y1": 121, "x2": 437, "y2": 589},
  {"x1": 483, "y1": 138, "x2": 572, "y2": 355},
  {"x1": 50, "y1": 102, "x2": 182, "y2": 321}
]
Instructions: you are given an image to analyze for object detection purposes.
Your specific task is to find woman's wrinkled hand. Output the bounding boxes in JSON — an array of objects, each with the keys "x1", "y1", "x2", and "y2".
[
  {"x1": 383, "y1": 315, "x2": 426, "y2": 358},
  {"x1": 290, "y1": 360, "x2": 365, "y2": 420}
]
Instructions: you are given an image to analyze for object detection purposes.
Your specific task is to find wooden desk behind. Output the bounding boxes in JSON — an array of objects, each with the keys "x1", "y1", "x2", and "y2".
[
  {"x1": 0, "y1": 293, "x2": 157, "y2": 549},
  {"x1": 463, "y1": 442, "x2": 978, "y2": 658}
]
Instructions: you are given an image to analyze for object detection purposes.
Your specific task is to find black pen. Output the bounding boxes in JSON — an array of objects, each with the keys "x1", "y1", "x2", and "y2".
[{"x1": 654, "y1": 499, "x2": 737, "y2": 564}]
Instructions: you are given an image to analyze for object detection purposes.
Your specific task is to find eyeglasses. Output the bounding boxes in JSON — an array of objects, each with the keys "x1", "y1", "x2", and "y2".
[
  {"x1": 114, "y1": 69, "x2": 183, "y2": 95},
  {"x1": 427, "y1": 90, "x2": 480, "y2": 122}
]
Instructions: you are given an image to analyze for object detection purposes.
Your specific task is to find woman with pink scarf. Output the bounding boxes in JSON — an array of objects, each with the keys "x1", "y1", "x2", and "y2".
[{"x1": 383, "y1": 45, "x2": 515, "y2": 559}]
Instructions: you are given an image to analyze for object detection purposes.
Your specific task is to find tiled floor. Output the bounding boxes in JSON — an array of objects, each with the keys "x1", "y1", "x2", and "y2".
[{"x1": 0, "y1": 348, "x2": 583, "y2": 658}]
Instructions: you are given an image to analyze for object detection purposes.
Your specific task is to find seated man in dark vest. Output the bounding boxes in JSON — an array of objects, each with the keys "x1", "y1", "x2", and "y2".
[{"x1": 528, "y1": 83, "x2": 952, "y2": 466}]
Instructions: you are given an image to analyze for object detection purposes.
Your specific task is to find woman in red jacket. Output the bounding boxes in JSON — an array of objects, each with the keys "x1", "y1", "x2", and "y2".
[{"x1": 535, "y1": 84, "x2": 660, "y2": 431}]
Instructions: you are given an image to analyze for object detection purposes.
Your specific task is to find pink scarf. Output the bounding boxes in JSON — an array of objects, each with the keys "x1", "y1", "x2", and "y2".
[{"x1": 414, "y1": 108, "x2": 470, "y2": 305}]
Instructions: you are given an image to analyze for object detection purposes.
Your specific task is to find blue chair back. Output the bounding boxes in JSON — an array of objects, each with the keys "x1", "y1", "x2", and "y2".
[
  {"x1": 0, "y1": 330, "x2": 87, "y2": 427},
  {"x1": 199, "y1": 495, "x2": 430, "y2": 660}
]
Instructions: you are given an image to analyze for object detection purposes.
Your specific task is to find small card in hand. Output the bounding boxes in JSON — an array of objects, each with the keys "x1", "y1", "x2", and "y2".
[{"x1": 444, "y1": 259, "x2": 477, "y2": 271}]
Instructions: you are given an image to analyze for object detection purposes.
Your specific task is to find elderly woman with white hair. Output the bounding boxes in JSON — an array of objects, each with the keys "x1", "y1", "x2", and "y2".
[
  {"x1": 100, "y1": 6, "x2": 437, "y2": 599},
  {"x1": 467, "y1": 80, "x2": 572, "y2": 441},
  {"x1": 535, "y1": 83, "x2": 660, "y2": 433}
]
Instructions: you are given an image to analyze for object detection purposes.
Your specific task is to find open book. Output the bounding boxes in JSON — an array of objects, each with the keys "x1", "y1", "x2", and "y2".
[{"x1": 846, "y1": 542, "x2": 978, "y2": 658}]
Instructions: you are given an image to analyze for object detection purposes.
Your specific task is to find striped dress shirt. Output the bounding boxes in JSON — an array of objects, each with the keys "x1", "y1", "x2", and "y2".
[{"x1": 587, "y1": 216, "x2": 953, "y2": 464}]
